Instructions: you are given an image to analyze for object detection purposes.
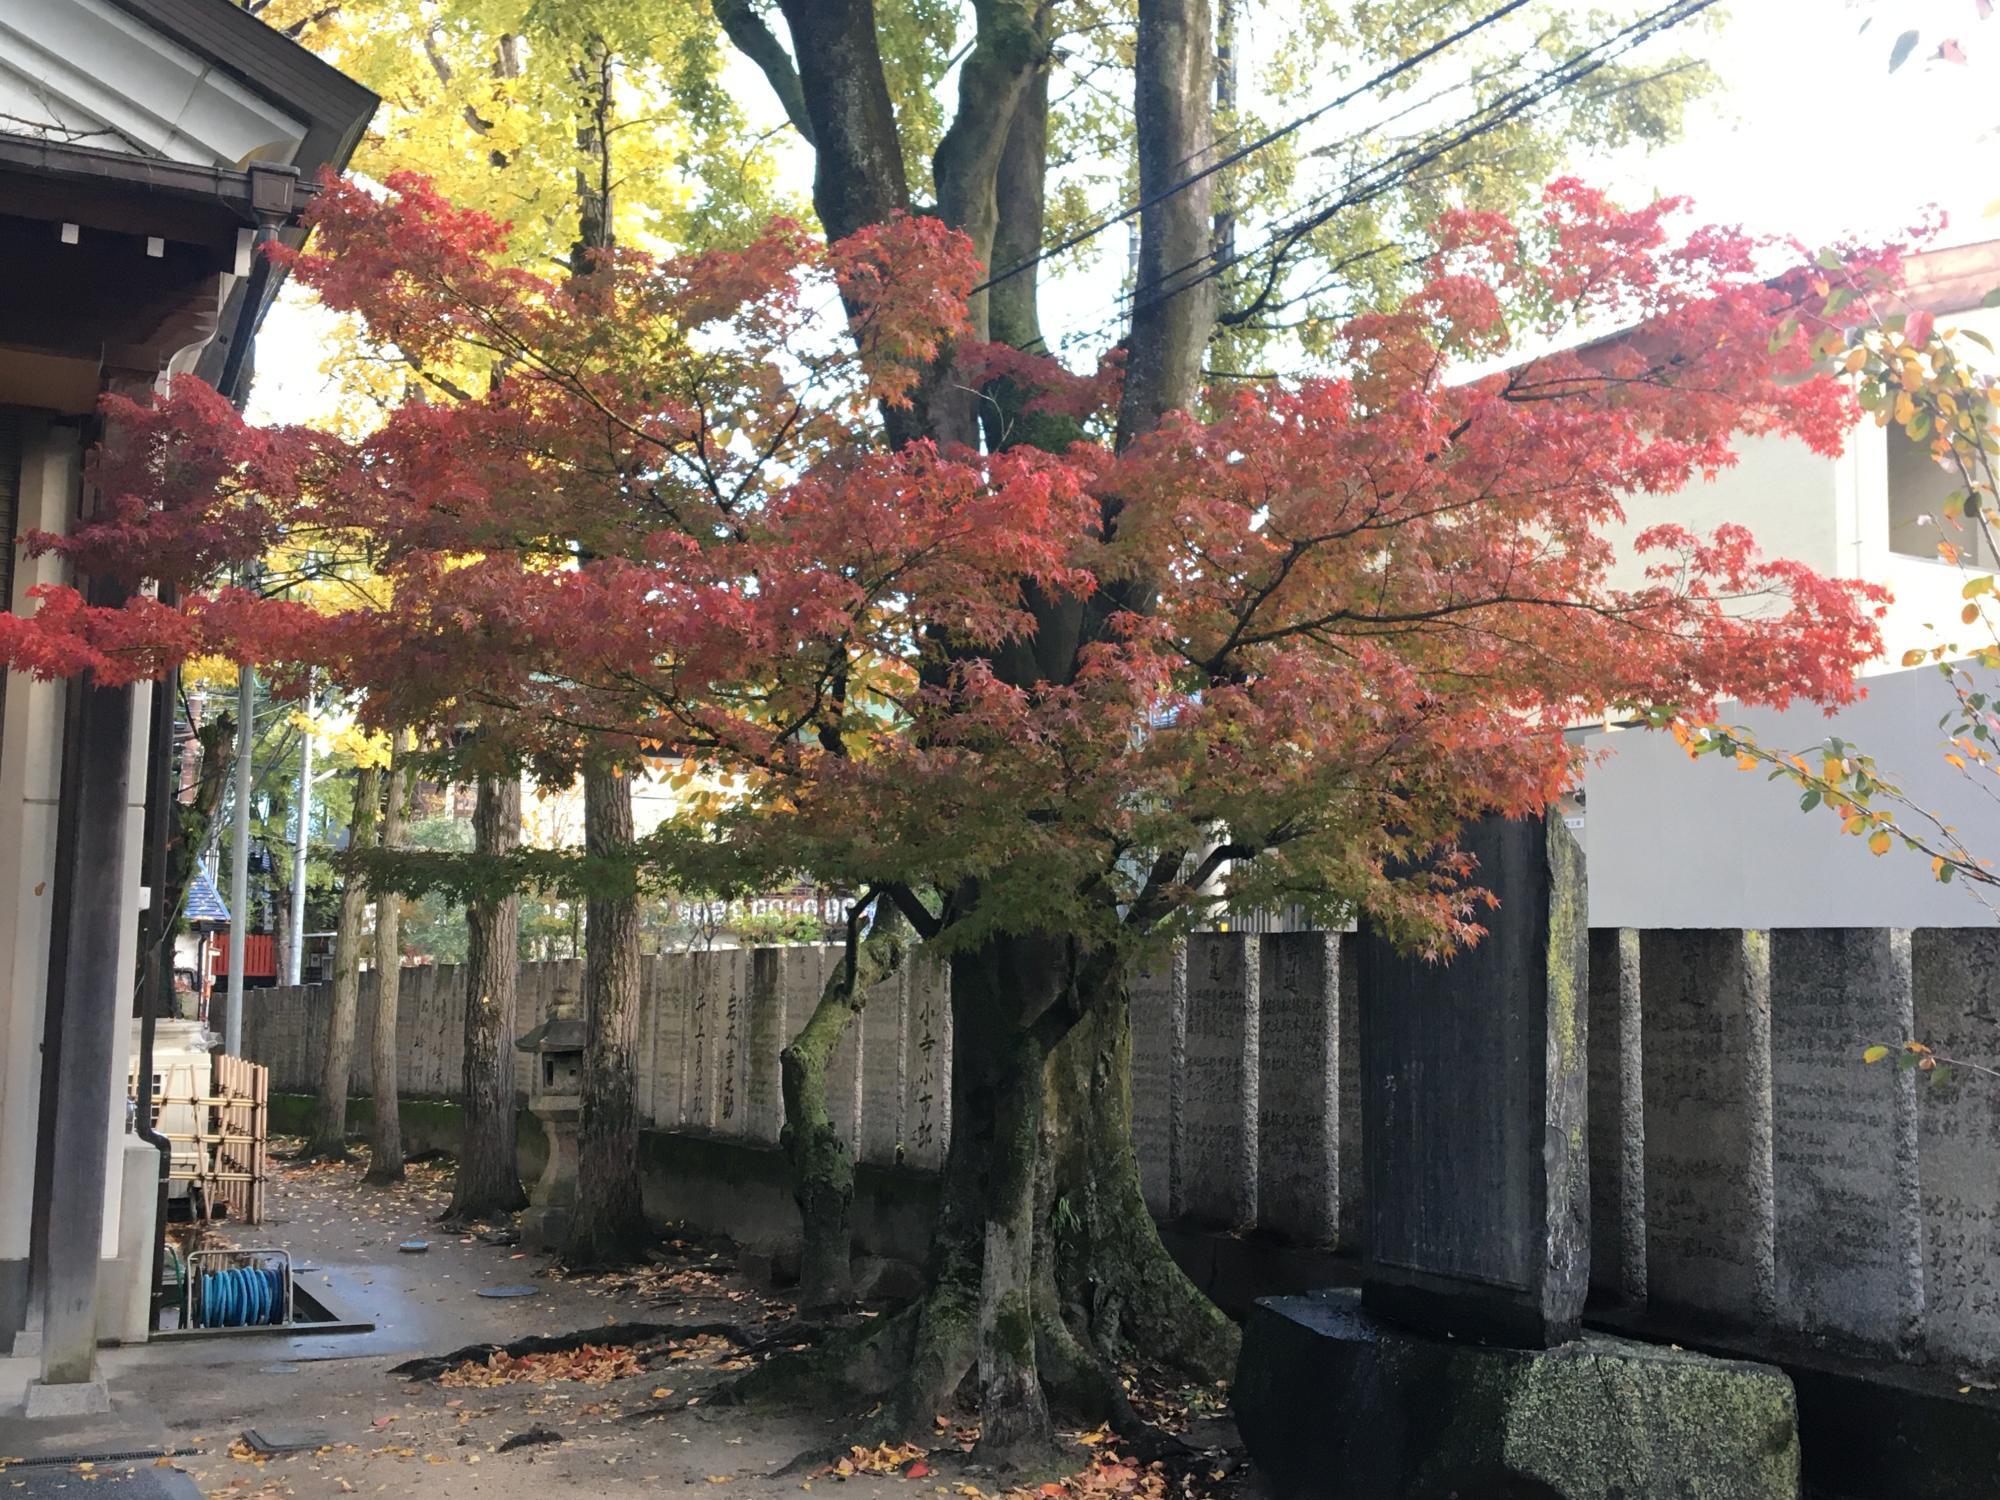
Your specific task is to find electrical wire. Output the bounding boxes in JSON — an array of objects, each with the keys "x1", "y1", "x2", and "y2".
[{"x1": 968, "y1": 0, "x2": 1541, "y2": 298}]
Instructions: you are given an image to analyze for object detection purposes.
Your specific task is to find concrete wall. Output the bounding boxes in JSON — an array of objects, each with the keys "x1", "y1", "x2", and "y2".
[
  {"x1": 1580, "y1": 662, "x2": 2000, "y2": 930},
  {"x1": 245, "y1": 923, "x2": 2000, "y2": 1385}
]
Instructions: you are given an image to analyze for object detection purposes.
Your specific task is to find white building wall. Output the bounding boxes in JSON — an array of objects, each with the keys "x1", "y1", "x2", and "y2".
[{"x1": 1581, "y1": 663, "x2": 2000, "y2": 928}]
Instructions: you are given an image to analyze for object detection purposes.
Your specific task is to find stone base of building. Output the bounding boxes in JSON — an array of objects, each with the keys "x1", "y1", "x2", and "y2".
[{"x1": 1234, "y1": 1288, "x2": 1800, "y2": 1500}]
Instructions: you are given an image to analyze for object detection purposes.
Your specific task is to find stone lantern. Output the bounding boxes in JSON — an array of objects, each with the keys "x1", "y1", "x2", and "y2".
[{"x1": 515, "y1": 998, "x2": 585, "y2": 1250}]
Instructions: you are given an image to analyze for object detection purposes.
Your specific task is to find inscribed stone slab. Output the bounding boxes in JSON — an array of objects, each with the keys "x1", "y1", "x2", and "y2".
[
  {"x1": 1639, "y1": 929, "x2": 1776, "y2": 1327},
  {"x1": 1130, "y1": 943, "x2": 1185, "y2": 1219},
  {"x1": 1772, "y1": 928, "x2": 1921, "y2": 1353},
  {"x1": 1587, "y1": 927, "x2": 1646, "y2": 1302},
  {"x1": 901, "y1": 955, "x2": 951, "y2": 1170},
  {"x1": 1913, "y1": 928, "x2": 2000, "y2": 1369},
  {"x1": 1258, "y1": 932, "x2": 1340, "y2": 1245},
  {"x1": 1181, "y1": 932, "x2": 1259, "y2": 1228}
]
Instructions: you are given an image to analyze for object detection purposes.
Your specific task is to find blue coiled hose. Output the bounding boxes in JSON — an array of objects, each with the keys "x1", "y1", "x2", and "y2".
[{"x1": 197, "y1": 1265, "x2": 286, "y2": 1327}]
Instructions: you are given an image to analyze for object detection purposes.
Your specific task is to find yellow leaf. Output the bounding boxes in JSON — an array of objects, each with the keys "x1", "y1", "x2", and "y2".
[
  {"x1": 1965, "y1": 604, "x2": 1981, "y2": 625},
  {"x1": 1903, "y1": 648, "x2": 1927, "y2": 667},
  {"x1": 1869, "y1": 829, "x2": 1893, "y2": 855},
  {"x1": 1947, "y1": 753, "x2": 1968, "y2": 769},
  {"x1": 1844, "y1": 347, "x2": 1868, "y2": 373},
  {"x1": 1735, "y1": 752, "x2": 1758, "y2": 771},
  {"x1": 1863, "y1": 1045, "x2": 1891, "y2": 1064},
  {"x1": 1894, "y1": 392, "x2": 1917, "y2": 424}
]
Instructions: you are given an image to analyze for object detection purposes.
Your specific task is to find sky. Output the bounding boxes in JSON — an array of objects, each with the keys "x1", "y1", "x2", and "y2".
[{"x1": 248, "y1": 1, "x2": 2000, "y2": 428}]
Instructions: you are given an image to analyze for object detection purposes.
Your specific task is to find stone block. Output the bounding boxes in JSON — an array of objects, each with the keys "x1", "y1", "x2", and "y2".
[
  {"x1": 1130, "y1": 943, "x2": 1184, "y2": 1219},
  {"x1": 1335, "y1": 936, "x2": 1363, "y2": 1251},
  {"x1": 900, "y1": 955, "x2": 951, "y2": 1170},
  {"x1": 1257, "y1": 932, "x2": 1340, "y2": 1245},
  {"x1": 856, "y1": 959, "x2": 906, "y2": 1165},
  {"x1": 1640, "y1": 928, "x2": 1776, "y2": 1327},
  {"x1": 1771, "y1": 928, "x2": 1921, "y2": 1353},
  {"x1": 1358, "y1": 814, "x2": 1588, "y2": 1346},
  {"x1": 743, "y1": 950, "x2": 789, "y2": 1145},
  {"x1": 22, "y1": 1379, "x2": 112, "y2": 1419},
  {"x1": 1913, "y1": 928, "x2": 2000, "y2": 1371},
  {"x1": 1235, "y1": 1288, "x2": 1801, "y2": 1500},
  {"x1": 1587, "y1": 927, "x2": 1646, "y2": 1302},
  {"x1": 1181, "y1": 932, "x2": 1259, "y2": 1228}
]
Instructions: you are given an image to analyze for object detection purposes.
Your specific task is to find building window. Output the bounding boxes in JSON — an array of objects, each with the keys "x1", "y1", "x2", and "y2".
[{"x1": 1887, "y1": 422, "x2": 1999, "y2": 568}]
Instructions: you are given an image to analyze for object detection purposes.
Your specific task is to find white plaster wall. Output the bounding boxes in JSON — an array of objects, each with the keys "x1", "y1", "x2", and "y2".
[
  {"x1": 1579, "y1": 663, "x2": 2000, "y2": 928},
  {"x1": 1599, "y1": 428, "x2": 1845, "y2": 599}
]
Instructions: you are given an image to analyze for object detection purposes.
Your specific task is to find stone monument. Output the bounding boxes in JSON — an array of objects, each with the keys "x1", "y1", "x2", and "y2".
[{"x1": 1234, "y1": 813, "x2": 1802, "y2": 1499}]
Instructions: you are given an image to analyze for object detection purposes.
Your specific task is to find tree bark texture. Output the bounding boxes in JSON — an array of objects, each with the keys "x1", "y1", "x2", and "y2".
[
  {"x1": 450, "y1": 772, "x2": 527, "y2": 1220},
  {"x1": 304, "y1": 764, "x2": 380, "y2": 1161},
  {"x1": 1117, "y1": 0, "x2": 1218, "y2": 449},
  {"x1": 781, "y1": 910, "x2": 910, "y2": 1310},
  {"x1": 365, "y1": 734, "x2": 412, "y2": 1184},
  {"x1": 564, "y1": 760, "x2": 648, "y2": 1265}
]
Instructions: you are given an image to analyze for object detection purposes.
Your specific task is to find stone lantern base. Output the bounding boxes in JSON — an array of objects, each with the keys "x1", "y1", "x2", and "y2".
[{"x1": 521, "y1": 1093, "x2": 582, "y2": 1252}]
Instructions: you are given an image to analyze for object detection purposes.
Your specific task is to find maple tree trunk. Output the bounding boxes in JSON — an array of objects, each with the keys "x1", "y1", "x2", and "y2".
[
  {"x1": 1041, "y1": 985, "x2": 1238, "y2": 1382},
  {"x1": 450, "y1": 772, "x2": 527, "y2": 1220},
  {"x1": 304, "y1": 764, "x2": 380, "y2": 1161},
  {"x1": 781, "y1": 908, "x2": 910, "y2": 1310},
  {"x1": 564, "y1": 759, "x2": 648, "y2": 1265},
  {"x1": 365, "y1": 735, "x2": 412, "y2": 1185}
]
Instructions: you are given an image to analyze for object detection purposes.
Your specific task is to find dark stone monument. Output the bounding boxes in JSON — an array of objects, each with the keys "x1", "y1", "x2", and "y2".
[
  {"x1": 1235, "y1": 813, "x2": 1802, "y2": 1500},
  {"x1": 1358, "y1": 814, "x2": 1589, "y2": 1346}
]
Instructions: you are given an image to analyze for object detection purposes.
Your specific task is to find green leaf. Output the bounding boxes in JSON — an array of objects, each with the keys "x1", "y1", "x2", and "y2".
[
  {"x1": 1964, "y1": 329, "x2": 1993, "y2": 352},
  {"x1": 1984, "y1": 286, "x2": 2000, "y2": 308},
  {"x1": 1889, "y1": 29, "x2": 1921, "y2": 70},
  {"x1": 1800, "y1": 788, "x2": 1822, "y2": 812},
  {"x1": 1817, "y1": 247, "x2": 1846, "y2": 272}
]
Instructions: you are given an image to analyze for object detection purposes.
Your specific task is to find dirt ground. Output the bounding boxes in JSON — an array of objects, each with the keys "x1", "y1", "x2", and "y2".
[{"x1": 103, "y1": 1144, "x2": 1243, "y2": 1500}]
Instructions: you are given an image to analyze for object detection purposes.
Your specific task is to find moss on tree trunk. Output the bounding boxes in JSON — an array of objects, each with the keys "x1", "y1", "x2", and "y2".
[
  {"x1": 1041, "y1": 980, "x2": 1239, "y2": 1383},
  {"x1": 781, "y1": 908, "x2": 909, "y2": 1310}
]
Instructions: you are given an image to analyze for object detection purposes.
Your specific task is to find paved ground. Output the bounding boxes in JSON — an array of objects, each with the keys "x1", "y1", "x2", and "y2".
[{"x1": 3, "y1": 1147, "x2": 1239, "y2": 1500}]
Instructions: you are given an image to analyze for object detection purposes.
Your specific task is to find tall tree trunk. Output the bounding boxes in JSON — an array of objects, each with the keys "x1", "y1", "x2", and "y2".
[
  {"x1": 1042, "y1": 981, "x2": 1238, "y2": 1382},
  {"x1": 1117, "y1": 0, "x2": 1219, "y2": 449},
  {"x1": 365, "y1": 733, "x2": 412, "y2": 1184},
  {"x1": 450, "y1": 772, "x2": 527, "y2": 1220},
  {"x1": 564, "y1": 759, "x2": 648, "y2": 1264},
  {"x1": 881, "y1": 933, "x2": 1078, "y2": 1468},
  {"x1": 304, "y1": 764, "x2": 380, "y2": 1161},
  {"x1": 781, "y1": 907, "x2": 909, "y2": 1310}
]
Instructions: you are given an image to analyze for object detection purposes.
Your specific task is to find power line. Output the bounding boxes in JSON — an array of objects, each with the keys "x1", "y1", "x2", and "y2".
[
  {"x1": 1032, "y1": 0, "x2": 1720, "y2": 358},
  {"x1": 969, "y1": 0, "x2": 1540, "y2": 299}
]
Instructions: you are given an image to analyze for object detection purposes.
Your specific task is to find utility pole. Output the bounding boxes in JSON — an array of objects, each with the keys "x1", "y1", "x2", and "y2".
[
  {"x1": 224, "y1": 665, "x2": 254, "y2": 1056},
  {"x1": 286, "y1": 675, "x2": 313, "y2": 986}
]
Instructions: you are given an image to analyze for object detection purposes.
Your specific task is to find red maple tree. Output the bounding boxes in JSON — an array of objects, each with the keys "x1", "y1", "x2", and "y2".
[{"x1": 3, "y1": 173, "x2": 1897, "y2": 1444}]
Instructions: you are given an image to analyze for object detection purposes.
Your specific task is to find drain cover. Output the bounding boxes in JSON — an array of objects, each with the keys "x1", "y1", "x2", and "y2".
[{"x1": 476, "y1": 1285, "x2": 538, "y2": 1299}]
